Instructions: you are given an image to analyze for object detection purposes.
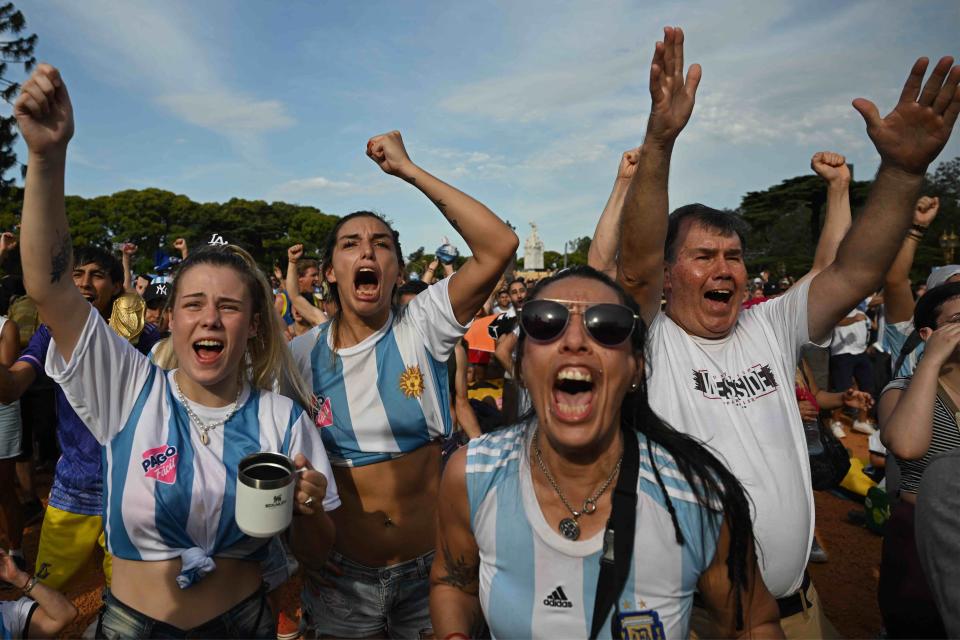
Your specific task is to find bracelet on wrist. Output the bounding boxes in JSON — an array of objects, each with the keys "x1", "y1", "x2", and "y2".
[
  {"x1": 907, "y1": 230, "x2": 924, "y2": 241},
  {"x1": 20, "y1": 575, "x2": 38, "y2": 594},
  {"x1": 912, "y1": 223, "x2": 929, "y2": 233}
]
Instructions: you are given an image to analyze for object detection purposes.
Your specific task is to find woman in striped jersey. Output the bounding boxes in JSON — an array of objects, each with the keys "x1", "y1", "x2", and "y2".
[
  {"x1": 15, "y1": 65, "x2": 339, "y2": 638},
  {"x1": 430, "y1": 267, "x2": 783, "y2": 639},
  {"x1": 288, "y1": 131, "x2": 517, "y2": 637}
]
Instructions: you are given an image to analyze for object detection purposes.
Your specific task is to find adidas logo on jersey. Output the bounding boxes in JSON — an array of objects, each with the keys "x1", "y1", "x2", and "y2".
[{"x1": 543, "y1": 586, "x2": 573, "y2": 608}]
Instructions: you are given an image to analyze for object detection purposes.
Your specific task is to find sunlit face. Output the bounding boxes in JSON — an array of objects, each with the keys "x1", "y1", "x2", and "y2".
[
  {"x1": 508, "y1": 282, "x2": 527, "y2": 309},
  {"x1": 297, "y1": 265, "x2": 319, "y2": 294},
  {"x1": 168, "y1": 265, "x2": 258, "y2": 390},
  {"x1": 325, "y1": 216, "x2": 402, "y2": 322},
  {"x1": 664, "y1": 221, "x2": 747, "y2": 339},
  {"x1": 521, "y1": 277, "x2": 639, "y2": 456},
  {"x1": 73, "y1": 262, "x2": 122, "y2": 316}
]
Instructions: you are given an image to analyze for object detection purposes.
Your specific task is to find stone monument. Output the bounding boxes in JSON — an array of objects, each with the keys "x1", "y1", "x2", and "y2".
[{"x1": 524, "y1": 222, "x2": 544, "y2": 270}]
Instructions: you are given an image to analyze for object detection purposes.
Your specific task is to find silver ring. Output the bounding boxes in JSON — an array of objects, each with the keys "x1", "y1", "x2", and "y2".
[{"x1": 303, "y1": 496, "x2": 315, "y2": 506}]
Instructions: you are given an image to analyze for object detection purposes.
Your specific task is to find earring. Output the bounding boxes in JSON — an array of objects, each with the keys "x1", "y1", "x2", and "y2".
[{"x1": 629, "y1": 381, "x2": 640, "y2": 392}]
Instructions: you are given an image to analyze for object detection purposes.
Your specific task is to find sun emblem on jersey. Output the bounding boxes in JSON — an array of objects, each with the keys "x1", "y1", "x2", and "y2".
[{"x1": 398, "y1": 365, "x2": 425, "y2": 398}]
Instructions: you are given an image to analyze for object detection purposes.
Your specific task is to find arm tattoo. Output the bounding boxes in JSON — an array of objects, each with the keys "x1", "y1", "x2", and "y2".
[
  {"x1": 432, "y1": 198, "x2": 448, "y2": 213},
  {"x1": 448, "y1": 217, "x2": 462, "y2": 233},
  {"x1": 404, "y1": 176, "x2": 417, "y2": 185},
  {"x1": 50, "y1": 230, "x2": 72, "y2": 284},
  {"x1": 439, "y1": 542, "x2": 479, "y2": 592}
]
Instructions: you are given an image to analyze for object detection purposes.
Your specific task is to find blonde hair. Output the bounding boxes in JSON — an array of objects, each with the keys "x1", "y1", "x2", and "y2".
[{"x1": 152, "y1": 245, "x2": 315, "y2": 414}]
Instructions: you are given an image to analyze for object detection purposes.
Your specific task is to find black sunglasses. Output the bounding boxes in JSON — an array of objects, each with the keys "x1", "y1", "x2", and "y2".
[{"x1": 520, "y1": 299, "x2": 638, "y2": 347}]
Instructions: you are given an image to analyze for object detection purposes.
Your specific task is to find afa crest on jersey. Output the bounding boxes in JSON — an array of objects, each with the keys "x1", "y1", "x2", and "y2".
[{"x1": 616, "y1": 609, "x2": 666, "y2": 640}]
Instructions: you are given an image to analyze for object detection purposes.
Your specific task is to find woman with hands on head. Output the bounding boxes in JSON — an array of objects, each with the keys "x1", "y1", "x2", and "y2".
[
  {"x1": 286, "y1": 130, "x2": 517, "y2": 638},
  {"x1": 877, "y1": 282, "x2": 960, "y2": 638},
  {"x1": 15, "y1": 64, "x2": 339, "y2": 639}
]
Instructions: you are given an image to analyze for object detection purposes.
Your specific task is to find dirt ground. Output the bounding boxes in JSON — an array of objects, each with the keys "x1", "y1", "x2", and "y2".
[{"x1": 3, "y1": 430, "x2": 884, "y2": 639}]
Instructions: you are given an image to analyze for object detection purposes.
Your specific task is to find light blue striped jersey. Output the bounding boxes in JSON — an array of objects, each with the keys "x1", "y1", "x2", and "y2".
[
  {"x1": 290, "y1": 278, "x2": 468, "y2": 467},
  {"x1": 0, "y1": 598, "x2": 35, "y2": 640},
  {"x1": 466, "y1": 424, "x2": 721, "y2": 640},
  {"x1": 46, "y1": 306, "x2": 340, "y2": 584}
]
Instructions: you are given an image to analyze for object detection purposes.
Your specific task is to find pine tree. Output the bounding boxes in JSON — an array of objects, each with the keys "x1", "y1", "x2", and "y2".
[{"x1": 0, "y1": 2, "x2": 35, "y2": 190}]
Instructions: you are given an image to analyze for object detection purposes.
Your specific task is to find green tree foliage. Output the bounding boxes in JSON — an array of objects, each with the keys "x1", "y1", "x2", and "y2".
[
  {"x1": 0, "y1": 186, "x2": 339, "y2": 275},
  {"x1": 737, "y1": 158, "x2": 960, "y2": 280},
  {"x1": 0, "y1": 2, "x2": 36, "y2": 189}
]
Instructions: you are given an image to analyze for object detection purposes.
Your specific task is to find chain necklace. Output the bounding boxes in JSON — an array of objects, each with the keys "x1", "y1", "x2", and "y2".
[
  {"x1": 174, "y1": 373, "x2": 243, "y2": 446},
  {"x1": 533, "y1": 430, "x2": 622, "y2": 541}
]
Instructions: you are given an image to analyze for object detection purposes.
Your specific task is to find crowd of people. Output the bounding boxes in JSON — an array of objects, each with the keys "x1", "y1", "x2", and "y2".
[{"x1": 0, "y1": 25, "x2": 958, "y2": 640}]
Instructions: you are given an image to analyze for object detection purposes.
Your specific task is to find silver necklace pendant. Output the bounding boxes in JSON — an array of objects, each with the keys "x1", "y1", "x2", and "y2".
[{"x1": 559, "y1": 517, "x2": 581, "y2": 541}]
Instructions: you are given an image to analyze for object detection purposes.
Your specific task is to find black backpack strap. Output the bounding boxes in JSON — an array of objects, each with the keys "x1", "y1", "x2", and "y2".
[
  {"x1": 589, "y1": 427, "x2": 639, "y2": 640},
  {"x1": 893, "y1": 329, "x2": 922, "y2": 377}
]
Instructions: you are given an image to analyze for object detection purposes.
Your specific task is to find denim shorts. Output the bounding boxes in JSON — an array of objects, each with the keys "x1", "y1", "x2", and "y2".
[
  {"x1": 301, "y1": 549, "x2": 434, "y2": 639},
  {"x1": 96, "y1": 584, "x2": 274, "y2": 639}
]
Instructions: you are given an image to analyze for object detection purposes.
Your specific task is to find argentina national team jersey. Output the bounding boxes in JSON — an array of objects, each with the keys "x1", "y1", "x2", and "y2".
[
  {"x1": 467, "y1": 425, "x2": 721, "y2": 640},
  {"x1": 45, "y1": 306, "x2": 339, "y2": 577},
  {"x1": 289, "y1": 277, "x2": 468, "y2": 467},
  {"x1": 0, "y1": 598, "x2": 36, "y2": 640}
]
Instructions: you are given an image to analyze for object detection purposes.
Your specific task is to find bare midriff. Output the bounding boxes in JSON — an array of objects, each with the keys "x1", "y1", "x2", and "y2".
[
  {"x1": 110, "y1": 556, "x2": 262, "y2": 629},
  {"x1": 328, "y1": 442, "x2": 442, "y2": 567}
]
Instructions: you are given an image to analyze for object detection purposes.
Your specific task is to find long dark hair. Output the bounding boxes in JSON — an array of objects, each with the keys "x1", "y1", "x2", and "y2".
[
  {"x1": 515, "y1": 265, "x2": 755, "y2": 629},
  {"x1": 319, "y1": 210, "x2": 405, "y2": 351}
]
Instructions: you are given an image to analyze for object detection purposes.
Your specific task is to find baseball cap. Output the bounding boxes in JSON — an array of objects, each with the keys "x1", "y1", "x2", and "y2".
[
  {"x1": 143, "y1": 282, "x2": 170, "y2": 306},
  {"x1": 914, "y1": 281, "x2": 960, "y2": 331},
  {"x1": 926, "y1": 265, "x2": 960, "y2": 290}
]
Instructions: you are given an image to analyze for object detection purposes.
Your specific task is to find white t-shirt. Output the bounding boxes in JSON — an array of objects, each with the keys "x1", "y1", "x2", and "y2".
[
  {"x1": 646, "y1": 280, "x2": 815, "y2": 598},
  {"x1": 829, "y1": 309, "x2": 869, "y2": 356},
  {"x1": 0, "y1": 597, "x2": 36, "y2": 640}
]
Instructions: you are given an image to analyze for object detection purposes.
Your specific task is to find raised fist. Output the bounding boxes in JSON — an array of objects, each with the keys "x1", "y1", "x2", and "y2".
[
  {"x1": 617, "y1": 149, "x2": 641, "y2": 181},
  {"x1": 810, "y1": 151, "x2": 851, "y2": 184},
  {"x1": 0, "y1": 232, "x2": 17, "y2": 254},
  {"x1": 288, "y1": 244, "x2": 304, "y2": 263},
  {"x1": 173, "y1": 238, "x2": 186, "y2": 251},
  {"x1": 14, "y1": 63, "x2": 74, "y2": 156},
  {"x1": 853, "y1": 56, "x2": 960, "y2": 175},
  {"x1": 366, "y1": 131, "x2": 414, "y2": 177},
  {"x1": 914, "y1": 195, "x2": 940, "y2": 226},
  {"x1": 122, "y1": 242, "x2": 138, "y2": 256}
]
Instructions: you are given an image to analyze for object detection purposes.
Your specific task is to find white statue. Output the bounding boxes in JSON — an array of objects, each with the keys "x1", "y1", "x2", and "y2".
[{"x1": 524, "y1": 222, "x2": 544, "y2": 270}]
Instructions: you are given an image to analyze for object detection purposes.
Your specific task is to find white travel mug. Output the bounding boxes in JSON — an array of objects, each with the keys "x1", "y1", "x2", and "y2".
[{"x1": 235, "y1": 452, "x2": 296, "y2": 538}]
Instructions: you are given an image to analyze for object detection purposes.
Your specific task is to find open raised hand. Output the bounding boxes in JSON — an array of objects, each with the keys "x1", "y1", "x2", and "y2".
[
  {"x1": 645, "y1": 26, "x2": 702, "y2": 147},
  {"x1": 14, "y1": 63, "x2": 74, "y2": 157},
  {"x1": 853, "y1": 56, "x2": 960, "y2": 175}
]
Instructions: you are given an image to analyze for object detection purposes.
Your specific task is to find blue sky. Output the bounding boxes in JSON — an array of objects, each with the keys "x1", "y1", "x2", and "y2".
[{"x1": 11, "y1": 0, "x2": 960, "y2": 257}]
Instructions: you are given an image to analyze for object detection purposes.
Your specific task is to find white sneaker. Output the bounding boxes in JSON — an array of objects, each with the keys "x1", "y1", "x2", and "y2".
[
  {"x1": 853, "y1": 420, "x2": 878, "y2": 436},
  {"x1": 830, "y1": 422, "x2": 847, "y2": 439}
]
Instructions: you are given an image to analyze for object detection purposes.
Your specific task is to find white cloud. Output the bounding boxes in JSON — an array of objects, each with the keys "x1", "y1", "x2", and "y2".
[
  {"x1": 42, "y1": 0, "x2": 294, "y2": 151},
  {"x1": 158, "y1": 92, "x2": 294, "y2": 134},
  {"x1": 278, "y1": 176, "x2": 359, "y2": 193}
]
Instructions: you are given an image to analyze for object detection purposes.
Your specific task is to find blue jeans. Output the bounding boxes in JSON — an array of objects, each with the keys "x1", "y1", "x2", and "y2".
[
  {"x1": 96, "y1": 585, "x2": 273, "y2": 639},
  {"x1": 302, "y1": 549, "x2": 434, "y2": 638}
]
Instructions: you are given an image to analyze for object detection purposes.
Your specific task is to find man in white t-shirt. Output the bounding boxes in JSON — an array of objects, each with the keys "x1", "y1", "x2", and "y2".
[{"x1": 603, "y1": 31, "x2": 960, "y2": 639}]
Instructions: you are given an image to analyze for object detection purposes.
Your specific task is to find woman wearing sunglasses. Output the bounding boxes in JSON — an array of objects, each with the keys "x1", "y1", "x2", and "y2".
[
  {"x1": 288, "y1": 130, "x2": 518, "y2": 637},
  {"x1": 430, "y1": 266, "x2": 782, "y2": 639},
  {"x1": 15, "y1": 65, "x2": 339, "y2": 638}
]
